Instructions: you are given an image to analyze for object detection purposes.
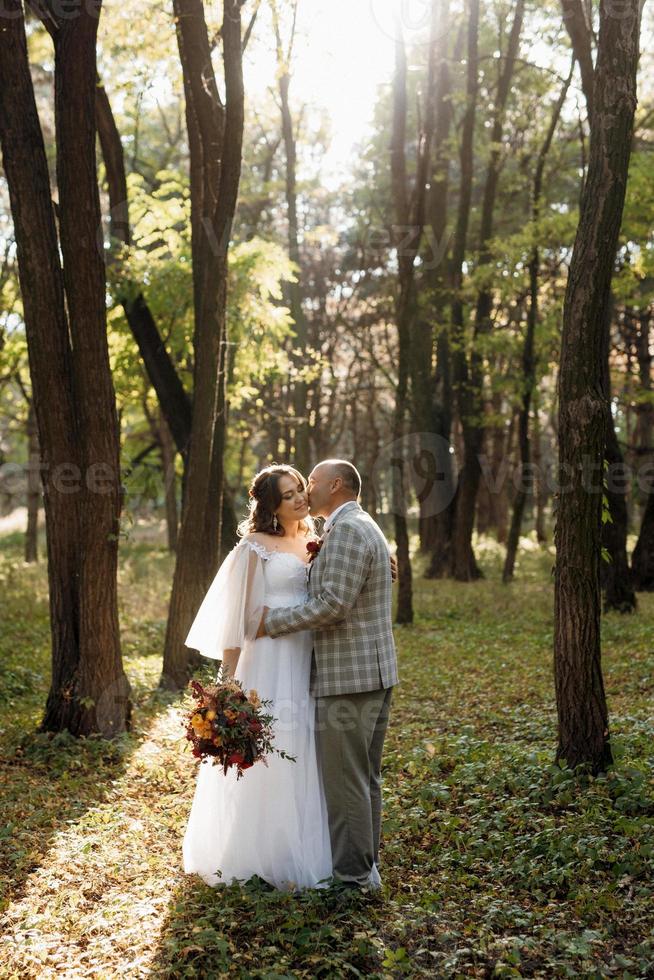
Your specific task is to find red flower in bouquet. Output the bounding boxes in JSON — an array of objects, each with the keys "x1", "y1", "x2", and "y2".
[
  {"x1": 306, "y1": 538, "x2": 323, "y2": 563},
  {"x1": 183, "y1": 676, "x2": 296, "y2": 779}
]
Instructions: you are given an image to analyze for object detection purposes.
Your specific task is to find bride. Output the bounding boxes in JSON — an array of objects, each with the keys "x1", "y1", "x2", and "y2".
[{"x1": 182, "y1": 464, "x2": 333, "y2": 891}]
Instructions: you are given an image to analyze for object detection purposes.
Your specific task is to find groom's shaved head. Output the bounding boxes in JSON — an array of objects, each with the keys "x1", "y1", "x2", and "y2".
[
  {"x1": 307, "y1": 459, "x2": 361, "y2": 518},
  {"x1": 318, "y1": 459, "x2": 361, "y2": 497}
]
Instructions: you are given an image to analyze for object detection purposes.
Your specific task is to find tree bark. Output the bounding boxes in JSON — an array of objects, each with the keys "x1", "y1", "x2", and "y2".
[
  {"x1": 554, "y1": 0, "x2": 640, "y2": 774},
  {"x1": 0, "y1": 0, "x2": 131, "y2": 735},
  {"x1": 158, "y1": 408, "x2": 178, "y2": 552},
  {"x1": 24, "y1": 402, "x2": 40, "y2": 563}
]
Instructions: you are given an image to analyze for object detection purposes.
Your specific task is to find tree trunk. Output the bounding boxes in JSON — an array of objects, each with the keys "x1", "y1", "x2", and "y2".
[
  {"x1": 271, "y1": 1, "x2": 310, "y2": 473},
  {"x1": 25, "y1": 402, "x2": 40, "y2": 563},
  {"x1": 601, "y1": 300, "x2": 636, "y2": 612},
  {"x1": 447, "y1": 0, "x2": 480, "y2": 581},
  {"x1": 0, "y1": 0, "x2": 131, "y2": 736},
  {"x1": 158, "y1": 408, "x2": 178, "y2": 552},
  {"x1": 554, "y1": 0, "x2": 640, "y2": 774},
  {"x1": 560, "y1": 0, "x2": 595, "y2": 119},
  {"x1": 390, "y1": 3, "x2": 439, "y2": 622},
  {"x1": 630, "y1": 311, "x2": 654, "y2": 588},
  {"x1": 451, "y1": 0, "x2": 525, "y2": 581},
  {"x1": 390, "y1": 20, "x2": 415, "y2": 625},
  {"x1": 532, "y1": 386, "x2": 548, "y2": 543},
  {"x1": 632, "y1": 483, "x2": 654, "y2": 589},
  {"x1": 162, "y1": 0, "x2": 245, "y2": 689},
  {"x1": 504, "y1": 63, "x2": 572, "y2": 582},
  {"x1": 413, "y1": 0, "x2": 452, "y2": 557}
]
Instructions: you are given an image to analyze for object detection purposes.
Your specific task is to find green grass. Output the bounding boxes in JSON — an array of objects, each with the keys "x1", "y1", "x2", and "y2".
[{"x1": 0, "y1": 529, "x2": 653, "y2": 978}]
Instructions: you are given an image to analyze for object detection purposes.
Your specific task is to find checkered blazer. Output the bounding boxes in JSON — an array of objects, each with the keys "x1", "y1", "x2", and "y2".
[{"x1": 264, "y1": 501, "x2": 399, "y2": 697}]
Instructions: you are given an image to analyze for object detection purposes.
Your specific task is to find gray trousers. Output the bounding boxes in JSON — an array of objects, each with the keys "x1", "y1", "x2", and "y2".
[{"x1": 315, "y1": 686, "x2": 393, "y2": 886}]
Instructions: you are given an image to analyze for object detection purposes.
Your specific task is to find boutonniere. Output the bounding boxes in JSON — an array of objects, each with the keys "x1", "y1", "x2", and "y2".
[{"x1": 306, "y1": 538, "x2": 323, "y2": 563}]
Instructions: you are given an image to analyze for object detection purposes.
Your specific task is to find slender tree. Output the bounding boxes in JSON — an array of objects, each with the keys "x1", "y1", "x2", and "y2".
[
  {"x1": 446, "y1": 0, "x2": 479, "y2": 577},
  {"x1": 412, "y1": 0, "x2": 455, "y2": 561},
  {"x1": 450, "y1": 0, "x2": 525, "y2": 582},
  {"x1": 503, "y1": 62, "x2": 573, "y2": 582},
  {"x1": 389, "y1": 3, "x2": 439, "y2": 623},
  {"x1": 554, "y1": 0, "x2": 640, "y2": 773},
  {"x1": 270, "y1": 0, "x2": 310, "y2": 473},
  {"x1": 601, "y1": 298, "x2": 637, "y2": 611},
  {"x1": 630, "y1": 310, "x2": 654, "y2": 589},
  {"x1": 24, "y1": 402, "x2": 40, "y2": 564},
  {"x1": 161, "y1": 0, "x2": 246, "y2": 688}
]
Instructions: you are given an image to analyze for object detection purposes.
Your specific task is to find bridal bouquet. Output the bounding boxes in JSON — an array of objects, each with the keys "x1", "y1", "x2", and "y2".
[{"x1": 183, "y1": 677, "x2": 294, "y2": 779}]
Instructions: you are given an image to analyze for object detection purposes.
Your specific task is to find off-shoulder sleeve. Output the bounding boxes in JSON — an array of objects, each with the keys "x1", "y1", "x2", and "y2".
[{"x1": 184, "y1": 540, "x2": 266, "y2": 660}]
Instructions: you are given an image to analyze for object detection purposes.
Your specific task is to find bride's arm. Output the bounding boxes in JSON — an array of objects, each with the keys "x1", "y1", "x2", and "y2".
[
  {"x1": 184, "y1": 540, "x2": 265, "y2": 663},
  {"x1": 221, "y1": 648, "x2": 240, "y2": 678}
]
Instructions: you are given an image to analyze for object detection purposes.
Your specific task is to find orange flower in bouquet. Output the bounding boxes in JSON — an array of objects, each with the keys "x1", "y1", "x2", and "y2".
[{"x1": 183, "y1": 677, "x2": 295, "y2": 779}]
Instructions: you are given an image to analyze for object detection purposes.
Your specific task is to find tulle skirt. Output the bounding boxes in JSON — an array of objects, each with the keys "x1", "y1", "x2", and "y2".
[{"x1": 182, "y1": 628, "x2": 333, "y2": 891}]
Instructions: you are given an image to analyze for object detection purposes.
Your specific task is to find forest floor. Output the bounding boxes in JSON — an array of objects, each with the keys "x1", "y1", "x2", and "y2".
[{"x1": 0, "y1": 529, "x2": 653, "y2": 979}]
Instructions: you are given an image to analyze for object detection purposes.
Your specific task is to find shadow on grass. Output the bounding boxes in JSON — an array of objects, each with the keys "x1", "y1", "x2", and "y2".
[
  {"x1": 151, "y1": 873, "x2": 384, "y2": 979},
  {"x1": 0, "y1": 529, "x2": 178, "y2": 910},
  {"x1": 0, "y1": 689, "x2": 180, "y2": 911}
]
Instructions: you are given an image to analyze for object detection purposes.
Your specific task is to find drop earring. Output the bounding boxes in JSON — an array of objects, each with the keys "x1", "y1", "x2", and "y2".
[{"x1": 273, "y1": 514, "x2": 278, "y2": 531}]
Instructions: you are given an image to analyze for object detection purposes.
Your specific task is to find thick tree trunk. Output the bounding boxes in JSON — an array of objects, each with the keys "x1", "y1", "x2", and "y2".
[
  {"x1": 24, "y1": 402, "x2": 40, "y2": 564},
  {"x1": 0, "y1": 1, "x2": 82, "y2": 730},
  {"x1": 162, "y1": 0, "x2": 245, "y2": 689},
  {"x1": 0, "y1": 0, "x2": 131, "y2": 736},
  {"x1": 46, "y1": 3, "x2": 130, "y2": 735},
  {"x1": 554, "y1": 0, "x2": 640, "y2": 774},
  {"x1": 504, "y1": 64, "x2": 571, "y2": 582}
]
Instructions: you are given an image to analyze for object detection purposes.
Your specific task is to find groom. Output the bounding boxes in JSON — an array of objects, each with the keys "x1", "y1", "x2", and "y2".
[{"x1": 258, "y1": 459, "x2": 398, "y2": 891}]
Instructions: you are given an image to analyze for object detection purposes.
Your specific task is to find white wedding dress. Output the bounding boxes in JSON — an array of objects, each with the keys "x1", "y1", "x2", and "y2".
[{"x1": 182, "y1": 537, "x2": 333, "y2": 891}]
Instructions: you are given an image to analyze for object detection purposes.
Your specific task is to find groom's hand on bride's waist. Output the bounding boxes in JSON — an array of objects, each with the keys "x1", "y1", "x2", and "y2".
[{"x1": 256, "y1": 607, "x2": 270, "y2": 638}]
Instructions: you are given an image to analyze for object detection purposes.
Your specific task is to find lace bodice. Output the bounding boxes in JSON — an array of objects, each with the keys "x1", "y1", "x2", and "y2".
[{"x1": 244, "y1": 539, "x2": 309, "y2": 608}]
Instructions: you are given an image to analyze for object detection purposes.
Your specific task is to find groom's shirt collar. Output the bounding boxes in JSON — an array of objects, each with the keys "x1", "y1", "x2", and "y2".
[{"x1": 323, "y1": 500, "x2": 358, "y2": 534}]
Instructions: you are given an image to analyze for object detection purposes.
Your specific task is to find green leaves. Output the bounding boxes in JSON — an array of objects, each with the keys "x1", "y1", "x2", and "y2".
[{"x1": 1, "y1": 536, "x2": 653, "y2": 977}]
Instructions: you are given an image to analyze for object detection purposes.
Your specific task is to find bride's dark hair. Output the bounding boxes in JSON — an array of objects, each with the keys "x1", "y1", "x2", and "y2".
[{"x1": 237, "y1": 464, "x2": 314, "y2": 538}]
